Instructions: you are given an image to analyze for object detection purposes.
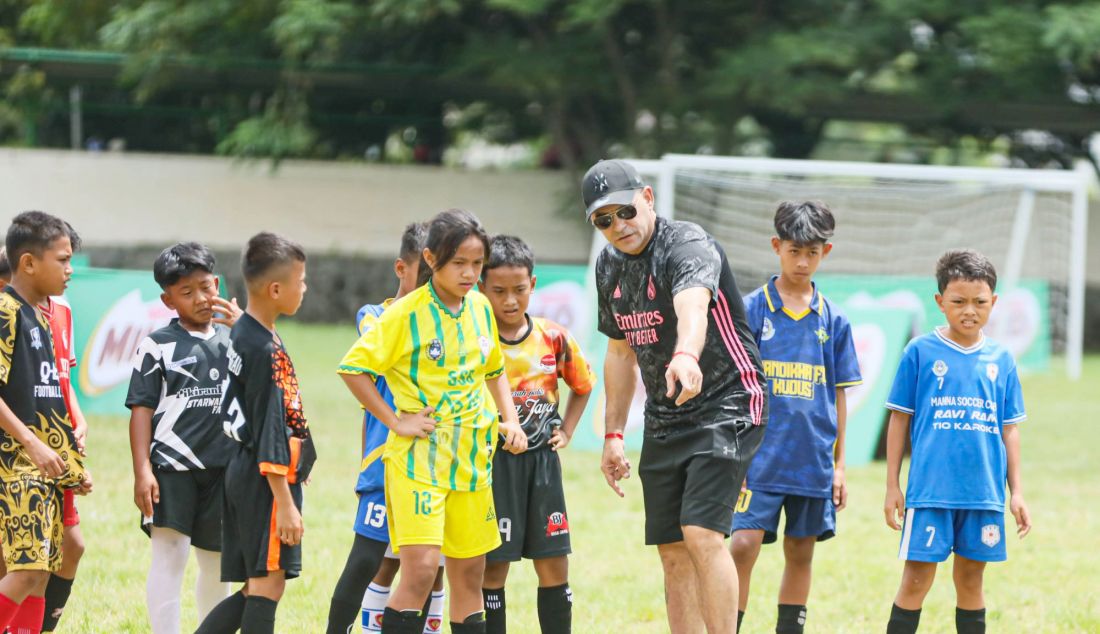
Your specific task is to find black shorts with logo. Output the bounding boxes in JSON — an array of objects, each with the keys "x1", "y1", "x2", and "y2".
[
  {"x1": 486, "y1": 446, "x2": 571, "y2": 562},
  {"x1": 220, "y1": 448, "x2": 304, "y2": 582},
  {"x1": 639, "y1": 418, "x2": 765, "y2": 545},
  {"x1": 141, "y1": 467, "x2": 225, "y2": 552}
]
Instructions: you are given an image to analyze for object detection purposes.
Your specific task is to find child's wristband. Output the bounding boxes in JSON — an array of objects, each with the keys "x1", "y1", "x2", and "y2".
[
  {"x1": 673, "y1": 351, "x2": 699, "y2": 363},
  {"x1": 604, "y1": 432, "x2": 624, "y2": 441}
]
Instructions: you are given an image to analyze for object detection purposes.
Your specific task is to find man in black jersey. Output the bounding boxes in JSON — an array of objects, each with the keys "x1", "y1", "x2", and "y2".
[{"x1": 584, "y1": 159, "x2": 767, "y2": 633}]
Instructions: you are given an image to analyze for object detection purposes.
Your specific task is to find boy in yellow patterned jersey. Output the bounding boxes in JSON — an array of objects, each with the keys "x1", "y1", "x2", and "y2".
[
  {"x1": 339, "y1": 209, "x2": 526, "y2": 634},
  {"x1": 478, "y1": 235, "x2": 595, "y2": 634},
  {"x1": 0, "y1": 211, "x2": 89, "y2": 634}
]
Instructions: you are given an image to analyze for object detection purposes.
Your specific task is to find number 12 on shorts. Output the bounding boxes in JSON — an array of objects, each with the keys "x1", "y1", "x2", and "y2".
[{"x1": 413, "y1": 490, "x2": 433, "y2": 516}]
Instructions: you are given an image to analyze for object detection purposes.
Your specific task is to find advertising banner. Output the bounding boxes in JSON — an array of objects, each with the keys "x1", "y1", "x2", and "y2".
[
  {"x1": 816, "y1": 274, "x2": 1050, "y2": 373},
  {"x1": 66, "y1": 265, "x2": 176, "y2": 415}
]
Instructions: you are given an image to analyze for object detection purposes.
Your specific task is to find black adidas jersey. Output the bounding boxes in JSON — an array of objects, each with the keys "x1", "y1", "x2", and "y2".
[
  {"x1": 0, "y1": 287, "x2": 84, "y2": 485},
  {"x1": 126, "y1": 319, "x2": 236, "y2": 471},
  {"x1": 596, "y1": 217, "x2": 767, "y2": 435},
  {"x1": 220, "y1": 313, "x2": 315, "y2": 483}
]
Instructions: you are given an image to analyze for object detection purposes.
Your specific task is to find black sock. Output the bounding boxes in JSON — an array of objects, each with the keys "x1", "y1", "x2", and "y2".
[
  {"x1": 325, "y1": 535, "x2": 387, "y2": 634},
  {"x1": 383, "y1": 607, "x2": 425, "y2": 634},
  {"x1": 414, "y1": 591, "x2": 434, "y2": 633},
  {"x1": 738, "y1": 610, "x2": 745, "y2": 632},
  {"x1": 776, "y1": 604, "x2": 806, "y2": 634},
  {"x1": 452, "y1": 611, "x2": 486, "y2": 634},
  {"x1": 240, "y1": 595, "x2": 278, "y2": 634},
  {"x1": 483, "y1": 587, "x2": 505, "y2": 634},
  {"x1": 956, "y1": 607, "x2": 986, "y2": 634},
  {"x1": 40, "y1": 574, "x2": 75, "y2": 632},
  {"x1": 887, "y1": 604, "x2": 922, "y2": 634},
  {"x1": 537, "y1": 584, "x2": 572, "y2": 634},
  {"x1": 195, "y1": 590, "x2": 247, "y2": 633}
]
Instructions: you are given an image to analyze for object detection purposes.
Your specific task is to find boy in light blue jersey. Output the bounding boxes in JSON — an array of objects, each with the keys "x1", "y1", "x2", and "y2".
[
  {"x1": 325, "y1": 223, "x2": 445, "y2": 634},
  {"x1": 883, "y1": 250, "x2": 1031, "y2": 634},
  {"x1": 730, "y1": 201, "x2": 862, "y2": 634}
]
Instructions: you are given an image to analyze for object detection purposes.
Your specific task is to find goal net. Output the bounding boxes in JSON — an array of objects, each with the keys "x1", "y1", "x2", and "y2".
[{"x1": 632, "y1": 155, "x2": 1090, "y2": 379}]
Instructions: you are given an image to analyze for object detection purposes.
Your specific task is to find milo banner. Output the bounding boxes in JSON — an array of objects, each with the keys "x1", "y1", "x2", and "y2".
[{"x1": 65, "y1": 265, "x2": 177, "y2": 415}]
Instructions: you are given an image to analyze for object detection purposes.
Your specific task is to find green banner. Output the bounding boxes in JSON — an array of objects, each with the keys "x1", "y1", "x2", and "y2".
[
  {"x1": 816, "y1": 274, "x2": 1050, "y2": 372},
  {"x1": 66, "y1": 265, "x2": 179, "y2": 414}
]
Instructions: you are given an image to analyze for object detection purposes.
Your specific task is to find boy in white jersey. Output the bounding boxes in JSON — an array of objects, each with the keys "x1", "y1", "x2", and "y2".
[{"x1": 883, "y1": 250, "x2": 1031, "y2": 634}]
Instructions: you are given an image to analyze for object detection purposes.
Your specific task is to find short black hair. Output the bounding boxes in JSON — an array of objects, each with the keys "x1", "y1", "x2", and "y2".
[
  {"x1": 399, "y1": 222, "x2": 428, "y2": 262},
  {"x1": 241, "y1": 232, "x2": 306, "y2": 284},
  {"x1": 416, "y1": 209, "x2": 491, "y2": 287},
  {"x1": 5, "y1": 210, "x2": 82, "y2": 265},
  {"x1": 773, "y1": 201, "x2": 835, "y2": 245},
  {"x1": 484, "y1": 235, "x2": 535, "y2": 277},
  {"x1": 936, "y1": 249, "x2": 998, "y2": 294},
  {"x1": 153, "y1": 242, "x2": 217, "y2": 290},
  {"x1": 0, "y1": 248, "x2": 10, "y2": 280}
]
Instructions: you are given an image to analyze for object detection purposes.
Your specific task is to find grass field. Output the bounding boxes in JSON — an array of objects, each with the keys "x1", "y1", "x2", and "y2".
[{"x1": 57, "y1": 322, "x2": 1099, "y2": 633}]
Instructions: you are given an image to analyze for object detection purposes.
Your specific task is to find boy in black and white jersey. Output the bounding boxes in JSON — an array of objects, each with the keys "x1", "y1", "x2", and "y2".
[{"x1": 126, "y1": 242, "x2": 241, "y2": 633}]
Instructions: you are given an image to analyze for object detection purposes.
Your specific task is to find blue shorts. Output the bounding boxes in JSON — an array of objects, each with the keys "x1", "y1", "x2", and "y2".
[
  {"x1": 731, "y1": 489, "x2": 835, "y2": 544},
  {"x1": 354, "y1": 490, "x2": 390, "y2": 542},
  {"x1": 898, "y1": 508, "x2": 1006, "y2": 563}
]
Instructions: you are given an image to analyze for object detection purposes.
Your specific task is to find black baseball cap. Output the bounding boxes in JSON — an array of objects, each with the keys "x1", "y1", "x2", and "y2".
[{"x1": 582, "y1": 159, "x2": 645, "y2": 219}]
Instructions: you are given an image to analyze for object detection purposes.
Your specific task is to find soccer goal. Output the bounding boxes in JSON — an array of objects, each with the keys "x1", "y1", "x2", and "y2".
[{"x1": 627, "y1": 154, "x2": 1092, "y2": 380}]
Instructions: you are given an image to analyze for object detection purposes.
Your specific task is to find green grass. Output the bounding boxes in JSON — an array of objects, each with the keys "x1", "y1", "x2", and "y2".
[{"x1": 60, "y1": 322, "x2": 1100, "y2": 632}]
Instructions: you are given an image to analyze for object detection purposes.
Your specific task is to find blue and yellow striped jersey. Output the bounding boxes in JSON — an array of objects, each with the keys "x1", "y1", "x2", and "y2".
[{"x1": 339, "y1": 282, "x2": 505, "y2": 492}]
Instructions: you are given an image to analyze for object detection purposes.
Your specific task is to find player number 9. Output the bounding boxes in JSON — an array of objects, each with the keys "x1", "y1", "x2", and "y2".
[{"x1": 498, "y1": 517, "x2": 512, "y2": 543}]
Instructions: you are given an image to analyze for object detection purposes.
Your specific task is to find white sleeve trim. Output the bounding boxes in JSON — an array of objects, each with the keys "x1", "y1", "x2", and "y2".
[
  {"x1": 1003, "y1": 414, "x2": 1027, "y2": 424},
  {"x1": 885, "y1": 402, "x2": 914, "y2": 414}
]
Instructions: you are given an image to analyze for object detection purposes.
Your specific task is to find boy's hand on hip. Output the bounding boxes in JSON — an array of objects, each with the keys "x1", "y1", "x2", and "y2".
[
  {"x1": 549, "y1": 428, "x2": 571, "y2": 451},
  {"x1": 395, "y1": 408, "x2": 437, "y2": 438},
  {"x1": 276, "y1": 503, "x2": 304, "y2": 546},
  {"x1": 884, "y1": 486, "x2": 905, "y2": 530},
  {"x1": 665, "y1": 354, "x2": 702, "y2": 406},
  {"x1": 499, "y1": 419, "x2": 527, "y2": 454},
  {"x1": 832, "y1": 468, "x2": 848, "y2": 511},
  {"x1": 1011, "y1": 492, "x2": 1031, "y2": 538}
]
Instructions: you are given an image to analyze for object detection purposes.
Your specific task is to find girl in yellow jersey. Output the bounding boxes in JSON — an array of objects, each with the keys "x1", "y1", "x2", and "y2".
[{"x1": 339, "y1": 209, "x2": 526, "y2": 634}]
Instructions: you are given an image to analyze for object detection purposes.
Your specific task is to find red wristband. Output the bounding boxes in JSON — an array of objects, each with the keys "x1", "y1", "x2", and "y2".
[
  {"x1": 673, "y1": 351, "x2": 699, "y2": 363},
  {"x1": 604, "y1": 432, "x2": 624, "y2": 440}
]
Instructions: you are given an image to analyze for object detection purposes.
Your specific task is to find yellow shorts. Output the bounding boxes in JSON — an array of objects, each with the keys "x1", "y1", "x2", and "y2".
[
  {"x1": 384, "y1": 462, "x2": 500, "y2": 559},
  {"x1": 0, "y1": 478, "x2": 64, "y2": 572}
]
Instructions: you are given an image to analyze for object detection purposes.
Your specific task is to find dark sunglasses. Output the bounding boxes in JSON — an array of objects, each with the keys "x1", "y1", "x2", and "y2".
[{"x1": 591, "y1": 205, "x2": 638, "y2": 230}]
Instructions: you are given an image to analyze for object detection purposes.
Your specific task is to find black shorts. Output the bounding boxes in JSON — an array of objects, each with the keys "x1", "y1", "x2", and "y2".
[
  {"x1": 486, "y1": 447, "x2": 571, "y2": 562},
  {"x1": 220, "y1": 449, "x2": 304, "y2": 582},
  {"x1": 639, "y1": 419, "x2": 765, "y2": 545},
  {"x1": 141, "y1": 468, "x2": 225, "y2": 551}
]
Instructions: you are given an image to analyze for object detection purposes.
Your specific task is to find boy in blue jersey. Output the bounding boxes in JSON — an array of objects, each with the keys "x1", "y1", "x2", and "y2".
[
  {"x1": 326, "y1": 223, "x2": 445, "y2": 634},
  {"x1": 730, "y1": 201, "x2": 862, "y2": 634},
  {"x1": 883, "y1": 250, "x2": 1030, "y2": 634}
]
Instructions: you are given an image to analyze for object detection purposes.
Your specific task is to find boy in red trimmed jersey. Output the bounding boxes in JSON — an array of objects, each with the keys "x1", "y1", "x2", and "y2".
[{"x1": 478, "y1": 235, "x2": 596, "y2": 634}]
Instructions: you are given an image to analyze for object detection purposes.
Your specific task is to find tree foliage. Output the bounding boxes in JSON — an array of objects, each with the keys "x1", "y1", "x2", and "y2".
[{"x1": 0, "y1": 0, "x2": 1097, "y2": 164}]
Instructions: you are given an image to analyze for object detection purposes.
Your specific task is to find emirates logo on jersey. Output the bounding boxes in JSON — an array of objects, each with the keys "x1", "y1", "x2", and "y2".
[{"x1": 647, "y1": 275, "x2": 656, "y2": 300}]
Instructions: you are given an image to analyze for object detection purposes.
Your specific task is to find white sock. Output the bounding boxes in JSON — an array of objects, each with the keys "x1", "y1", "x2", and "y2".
[
  {"x1": 193, "y1": 547, "x2": 230, "y2": 622},
  {"x1": 361, "y1": 583, "x2": 390, "y2": 632},
  {"x1": 423, "y1": 590, "x2": 445, "y2": 634},
  {"x1": 147, "y1": 527, "x2": 190, "y2": 634}
]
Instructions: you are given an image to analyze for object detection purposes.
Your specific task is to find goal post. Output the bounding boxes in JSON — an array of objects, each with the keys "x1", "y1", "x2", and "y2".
[{"x1": 622, "y1": 154, "x2": 1091, "y2": 380}]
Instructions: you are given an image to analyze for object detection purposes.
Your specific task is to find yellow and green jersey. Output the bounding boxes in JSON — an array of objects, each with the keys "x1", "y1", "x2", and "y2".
[{"x1": 339, "y1": 282, "x2": 505, "y2": 492}]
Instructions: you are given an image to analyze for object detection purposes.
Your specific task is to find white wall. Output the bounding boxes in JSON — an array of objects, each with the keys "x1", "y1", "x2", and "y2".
[{"x1": 0, "y1": 148, "x2": 593, "y2": 262}]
